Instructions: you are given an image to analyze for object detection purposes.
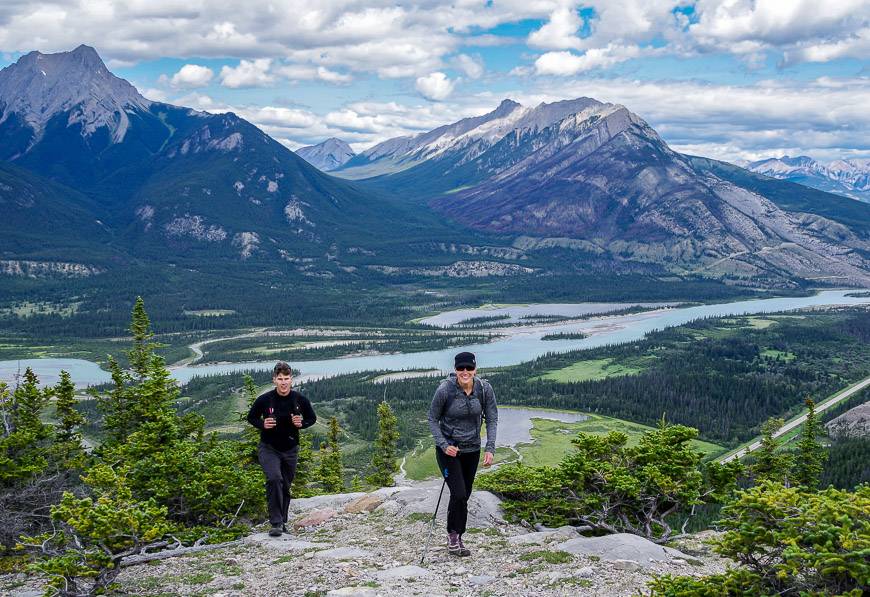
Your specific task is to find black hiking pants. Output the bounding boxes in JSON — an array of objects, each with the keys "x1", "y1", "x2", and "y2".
[
  {"x1": 435, "y1": 447, "x2": 480, "y2": 535},
  {"x1": 258, "y1": 442, "x2": 299, "y2": 526}
]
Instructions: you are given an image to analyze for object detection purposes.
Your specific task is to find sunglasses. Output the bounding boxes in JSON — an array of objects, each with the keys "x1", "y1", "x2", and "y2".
[{"x1": 455, "y1": 365, "x2": 476, "y2": 371}]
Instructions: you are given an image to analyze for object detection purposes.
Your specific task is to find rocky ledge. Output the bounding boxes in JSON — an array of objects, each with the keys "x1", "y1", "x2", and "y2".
[{"x1": 3, "y1": 480, "x2": 727, "y2": 596}]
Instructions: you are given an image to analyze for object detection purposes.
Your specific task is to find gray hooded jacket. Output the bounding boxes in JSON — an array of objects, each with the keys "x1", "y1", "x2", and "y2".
[{"x1": 428, "y1": 373, "x2": 498, "y2": 453}]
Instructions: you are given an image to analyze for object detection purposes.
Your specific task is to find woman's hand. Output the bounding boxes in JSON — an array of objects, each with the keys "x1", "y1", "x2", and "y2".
[
  {"x1": 483, "y1": 451, "x2": 494, "y2": 467},
  {"x1": 444, "y1": 445, "x2": 459, "y2": 457}
]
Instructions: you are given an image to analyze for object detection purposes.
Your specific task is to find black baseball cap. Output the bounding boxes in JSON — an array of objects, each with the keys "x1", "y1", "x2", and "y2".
[{"x1": 454, "y1": 351, "x2": 477, "y2": 369}]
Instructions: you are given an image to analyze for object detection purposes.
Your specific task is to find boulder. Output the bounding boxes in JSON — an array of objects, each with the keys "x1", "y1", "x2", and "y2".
[
  {"x1": 288, "y1": 492, "x2": 366, "y2": 513},
  {"x1": 374, "y1": 500, "x2": 401, "y2": 515},
  {"x1": 294, "y1": 508, "x2": 337, "y2": 529},
  {"x1": 556, "y1": 533, "x2": 691, "y2": 568},
  {"x1": 612, "y1": 559, "x2": 643, "y2": 572},
  {"x1": 387, "y1": 480, "x2": 504, "y2": 527},
  {"x1": 344, "y1": 494, "x2": 385, "y2": 514}
]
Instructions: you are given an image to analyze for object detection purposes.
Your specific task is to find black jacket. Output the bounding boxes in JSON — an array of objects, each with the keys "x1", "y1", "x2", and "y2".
[{"x1": 247, "y1": 389, "x2": 316, "y2": 451}]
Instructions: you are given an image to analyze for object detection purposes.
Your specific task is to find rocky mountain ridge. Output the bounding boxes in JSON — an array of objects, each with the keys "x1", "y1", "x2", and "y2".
[
  {"x1": 746, "y1": 155, "x2": 870, "y2": 202},
  {"x1": 340, "y1": 96, "x2": 870, "y2": 286},
  {"x1": 336, "y1": 97, "x2": 606, "y2": 180},
  {"x1": 2, "y1": 481, "x2": 728, "y2": 596},
  {"x1": 0, "y1": 45, "x2": 868, "y2": 291}
]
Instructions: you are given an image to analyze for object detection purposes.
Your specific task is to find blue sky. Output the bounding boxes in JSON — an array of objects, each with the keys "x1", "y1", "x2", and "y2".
[{"x1": 1, "y1": 0, "x2": 868, "y2": 162}]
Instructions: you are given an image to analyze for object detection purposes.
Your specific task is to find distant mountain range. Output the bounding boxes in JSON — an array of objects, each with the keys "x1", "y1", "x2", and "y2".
[
  {"x1": 1, "y1": 45, "x2": 868, "y2": 307},
  {"x1": 332, "y1": 99, "x2": 870, "y2": 286},
  {"x1": 296, "y1": 138, "x2": 355, "y2": 171},
  {"x1": 745, "y1": 156, "x2": 870, "y2": 203}
]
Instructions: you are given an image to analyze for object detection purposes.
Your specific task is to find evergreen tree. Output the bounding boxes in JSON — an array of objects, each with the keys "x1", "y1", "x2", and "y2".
[
  {"x1": 128, "y1": 296, "x2": 156, "y2": 379},
  {"x1": 368, "y1": 400, "x2": 399, "y2": 487},
  {"x1": 318, "y1": 417, "x2": 343, "y2": 493},
  {"x1": 793, "y1": 399, "x2": 825, "y2": 489},
  {"x1": 0, "y1": 369, "x2": 52, "y2": 484},
  {"x1": 93, "y1": 300, "x2": 262, "y2": 523},
  {"x1": 238, "y1": 374, "x2": 260, "y2": 461},
  {"x1": 292, "y1": 430, "x2": 317, "y2": 497},
  {"x1": 751, "y1": 417, "x2": 792, "y2": 485},
  {"x1": 53, "y1": 370, "x2": 86, "y2": 469},
  {"x1": 96, "y1": 356, "x2": 134, "y2": 446}
]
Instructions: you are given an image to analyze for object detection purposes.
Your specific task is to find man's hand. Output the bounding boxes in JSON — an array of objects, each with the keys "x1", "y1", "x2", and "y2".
[
  {"x1": 443, "y1": 445, "x2": 459, "y2": 457},
  {"x1": 483, "y1": 451, "x2": 494, "y2": 467},
  {"x1": 291, "y1": 414, "x2": 303, "y2": 428},
  {"x1": 264, "y1": 417, "x2": 277, "y2": 429}
]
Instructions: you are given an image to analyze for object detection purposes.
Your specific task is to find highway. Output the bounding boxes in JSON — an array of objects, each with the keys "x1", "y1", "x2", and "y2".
[{"x1": 718, "y1": 374, "x2": 870, "y2": 463}]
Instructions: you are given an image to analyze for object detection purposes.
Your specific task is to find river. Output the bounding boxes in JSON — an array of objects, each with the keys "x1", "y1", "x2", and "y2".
[{"x1": 2, "y1": 289, "x2": 868, "y2": 387}]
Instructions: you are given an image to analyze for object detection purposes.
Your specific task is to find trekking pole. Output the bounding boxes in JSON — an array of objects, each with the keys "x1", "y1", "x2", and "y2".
[{"x1": 420, "y1": 467, "x2": 449, "y2": 565}]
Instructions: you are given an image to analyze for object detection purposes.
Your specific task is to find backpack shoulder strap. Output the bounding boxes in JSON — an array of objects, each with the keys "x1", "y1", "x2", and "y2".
[{"x1": 440, "y1": 386, "x2": 455, "y2": 418}]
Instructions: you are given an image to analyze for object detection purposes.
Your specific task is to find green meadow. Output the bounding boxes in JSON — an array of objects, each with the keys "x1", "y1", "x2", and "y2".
[{"x1": 401, "y1": 412, "x2": 726, "y2": 480}]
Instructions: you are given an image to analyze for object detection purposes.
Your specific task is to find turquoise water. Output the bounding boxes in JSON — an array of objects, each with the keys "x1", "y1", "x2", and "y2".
[
  {"x1": 419, "y1": 301, "x2": 678, "y2": 326},
  {"x1": 496, "y1": 407, "x2": 587, "y2": 447},
  {"x1": 3, "y1": 289, "x2": 868, "y2": 387}
]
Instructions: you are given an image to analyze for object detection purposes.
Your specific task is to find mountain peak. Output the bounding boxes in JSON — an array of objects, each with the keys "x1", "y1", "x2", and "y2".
[
  {"x1": 747, "y1": 154, "x2": 870, "y2": 201},
  {"x1": 297, "y1": 137, "x2": 355, "y2": 171},
  {"x1": 69, "y1": 44, "x2": 104, "y2": 64},
  {"x1": 494, "y1": 98, "x2": 521, "y2": 114},
  {"x1": 0, "y1": 45, "x2": 150, "y2": 144}
]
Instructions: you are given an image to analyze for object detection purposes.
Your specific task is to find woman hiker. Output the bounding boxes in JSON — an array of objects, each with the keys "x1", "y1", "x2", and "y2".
[
  {"x1": 247, "y1": 361, "x2": 317, "y2": 537},
  {"x1": 428, "y1": 351, "x2": 499, "y2": 556}
]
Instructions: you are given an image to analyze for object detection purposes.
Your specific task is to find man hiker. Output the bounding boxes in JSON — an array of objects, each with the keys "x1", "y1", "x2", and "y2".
[
  {"x1": 428, "y1": 351, "x2": 498, "y2": 556},
  {"x1": 247, "y1": 361, "x2": 317, "y2": 536}
]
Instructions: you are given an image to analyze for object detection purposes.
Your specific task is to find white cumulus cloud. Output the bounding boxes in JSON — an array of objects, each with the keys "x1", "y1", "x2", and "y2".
[
  {"x1": 690, "y1": 0, "x2": 870, "y2": 64},
  {"x1": 219, "y1": 58, "x2": 275, "y2": 88},
  {"x1": 535, "y1": 44, "x2": 641, "y2": 75},
  {"x1": 527, "y1": 5, "x2": 583, "y2": 50},
  {"x1": 454, "y1": 54, "x2": 485, "y2": 79},
  {"x1": 415, "y1": 71, "x2": 455, "y2": 101},
  {"x1": 275, "y1": 63, "x2": 352, "y2": 84},
  {"x1": 169, "y1": 64, "x2": 214, "y2": 89}
]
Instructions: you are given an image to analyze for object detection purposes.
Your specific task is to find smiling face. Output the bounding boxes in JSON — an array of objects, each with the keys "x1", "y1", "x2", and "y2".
[
  {"x1": 273, "y1": 373, "x2": 292, "y2": 396},
  {"x1": 455, "y1": 364, "x2": 476, "y2": 387}
]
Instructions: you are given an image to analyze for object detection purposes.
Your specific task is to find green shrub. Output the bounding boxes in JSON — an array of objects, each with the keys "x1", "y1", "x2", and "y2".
[
  {"x1": 650, "y1": 482, "x2": 870, "y2": 596},
  {"x1": 478, "y1": 420, "x2": 741, "y2": 542},
  {"x1": 20, "y1": 465, "x2": 171, "y2": 596}
]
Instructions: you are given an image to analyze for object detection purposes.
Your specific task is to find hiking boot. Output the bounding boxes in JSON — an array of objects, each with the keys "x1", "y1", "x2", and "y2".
[
  {"x1": 458, "y1": 536, "x2": 471, "y2": 557},
  {"x1": 269, "y1": 525, "x2": 283, "y2": 537},
  {"x1": 447, "y1": 532, "x2": 462, "y2": 556}
]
